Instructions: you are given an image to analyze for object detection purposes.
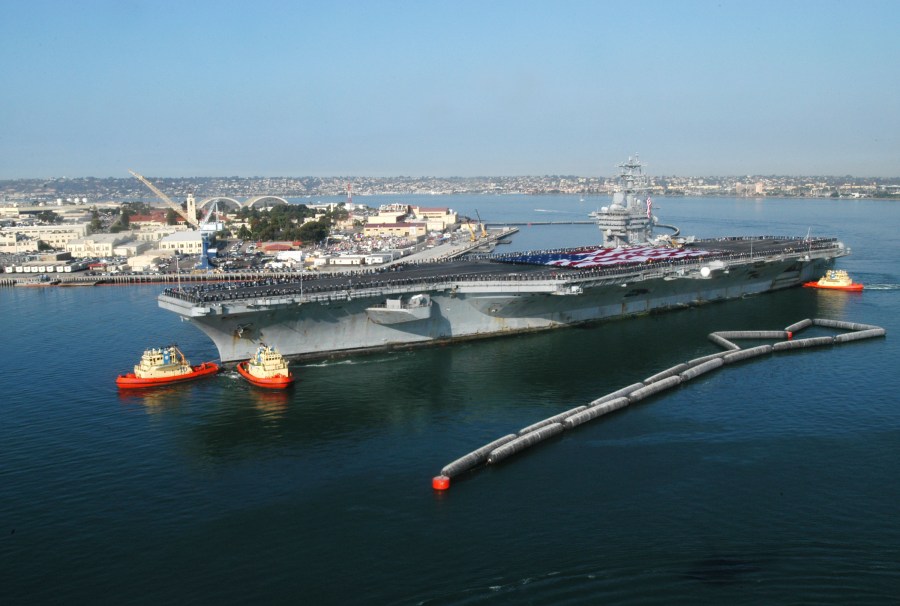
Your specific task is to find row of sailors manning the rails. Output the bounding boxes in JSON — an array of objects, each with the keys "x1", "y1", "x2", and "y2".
[
  {"x1": 157, "y1": 242, "x2": 852, "y2": 307},
  {"x1": 157, "y1": 246, "x2": 720, "y2": 303},
  {"x1": 115, "y1": 344, "x2": 294, "y2": 390}
]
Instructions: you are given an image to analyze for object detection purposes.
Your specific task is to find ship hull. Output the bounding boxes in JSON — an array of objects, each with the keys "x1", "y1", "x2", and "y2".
[{"x1": 159, "y1": 245, "x2": 840, "y2": 363}]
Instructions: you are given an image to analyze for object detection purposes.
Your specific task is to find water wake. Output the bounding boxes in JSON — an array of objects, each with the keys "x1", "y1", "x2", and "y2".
[{"x1": 862, "y1": 283, "x2": 900, "y2": 291}]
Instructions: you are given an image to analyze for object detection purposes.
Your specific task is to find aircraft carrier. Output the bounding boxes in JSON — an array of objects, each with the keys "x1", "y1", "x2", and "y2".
[{"x1": 158, "y1": 158, "x2": 850, "y2": 363}]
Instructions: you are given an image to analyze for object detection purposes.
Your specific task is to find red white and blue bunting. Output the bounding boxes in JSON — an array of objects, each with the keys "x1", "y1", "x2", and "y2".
[{"x1": 500, "y1": 245, "x2": 711, "y2": 269}]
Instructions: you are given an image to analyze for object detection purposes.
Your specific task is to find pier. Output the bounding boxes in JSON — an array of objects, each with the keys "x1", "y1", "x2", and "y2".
[
  {"x1": 1, "y1": 227, "x2": 521, "y2": 289},
  {"x1": 432, "y1": 318, "x2": 886, "y2": 490},
  {"x1": 486, "y1": 221, "x2": 593, "y2": 226}
]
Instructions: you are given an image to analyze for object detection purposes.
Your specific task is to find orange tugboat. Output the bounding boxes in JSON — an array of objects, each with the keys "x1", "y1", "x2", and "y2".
[
  {"x1": 116, "y1": 345, "x2": 219, "y2": 388},
  {"x1": 237, "y1": 344, "x2": 295, "y2": 389},
  {"x1": 803, "y1": 269, "x2": 864, "y2": 291}
]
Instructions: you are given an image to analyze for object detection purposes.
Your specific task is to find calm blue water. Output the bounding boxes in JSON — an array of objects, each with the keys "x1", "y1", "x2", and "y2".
[{"x1": 2, "y1": 196, "x2": 898, "y2": 605}]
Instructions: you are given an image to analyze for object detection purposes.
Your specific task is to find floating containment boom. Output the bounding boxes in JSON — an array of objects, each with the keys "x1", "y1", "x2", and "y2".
[{"x1": 431, "y1": 317, "x2": 886, "y2": 490}]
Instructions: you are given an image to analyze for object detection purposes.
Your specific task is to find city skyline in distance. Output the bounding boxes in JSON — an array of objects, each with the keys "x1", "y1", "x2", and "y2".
[{"x1": 2, "y1": 1, "x2": 899, "y2": 180}]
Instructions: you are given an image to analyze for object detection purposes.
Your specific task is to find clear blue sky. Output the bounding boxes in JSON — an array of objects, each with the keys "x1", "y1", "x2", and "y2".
[{"x1": 2, "y1": 0, "x2": 898, "y2": 178}]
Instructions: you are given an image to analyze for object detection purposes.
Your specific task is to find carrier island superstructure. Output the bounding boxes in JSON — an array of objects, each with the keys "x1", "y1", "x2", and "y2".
[{"x1": 158, "y1": 158, "x2": 850, "y2": 363}]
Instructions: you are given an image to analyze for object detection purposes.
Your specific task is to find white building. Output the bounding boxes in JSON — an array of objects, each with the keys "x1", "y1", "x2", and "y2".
[
  {"x1": 66, "y1": 232, "x2": 136, "y2": 258},
  {"x1": 113, "y1": 240, "x2": 153, "y2": 258},
  {"x1": 0, "y1": 223, "x2": 89, "y2": 253},
  {"x1": 159, "y1": 231, "x2": 206, "y2": 255},
  {"x1": 133, "y1": 225, "x2": 189, "y2": 243},
  {"x1": 411, "y1": 206, "x2": 458, "y2": 231},
  {"x1": 328, "y1": 255, "x2": 365, "y2": 266},
  {"x1": 362, "y1": 222, "x2": 427, "y2": 239}
]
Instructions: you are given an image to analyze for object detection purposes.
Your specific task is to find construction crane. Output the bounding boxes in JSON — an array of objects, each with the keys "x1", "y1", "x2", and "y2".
[
  {"x1": 465, "y1": 219, "x2": 477, "y2": 242},
  {"x1": 130, "y1": 170, "x2": 214, "y2": 270},
  {"x1": 129, "y1": 170, "x2": 199, "y2": 228},
  {"x1": 475, "y1": 209, "x2": 487, "y2": 239}
]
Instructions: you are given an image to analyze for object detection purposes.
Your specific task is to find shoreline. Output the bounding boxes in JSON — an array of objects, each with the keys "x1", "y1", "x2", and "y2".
[{"x1": 1, "y1": 226, "x2": 519, "y2": 288}]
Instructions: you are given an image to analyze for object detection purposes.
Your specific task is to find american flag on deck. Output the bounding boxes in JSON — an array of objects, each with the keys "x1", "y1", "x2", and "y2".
[{"x1": 500, "y1": 245, "x2": 710, "y2": 269}]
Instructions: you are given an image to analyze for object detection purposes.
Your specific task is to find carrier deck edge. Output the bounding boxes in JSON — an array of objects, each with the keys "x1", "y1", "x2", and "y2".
[{"x1": 159, "y1": 236, "x2": 848, "y2": 363}]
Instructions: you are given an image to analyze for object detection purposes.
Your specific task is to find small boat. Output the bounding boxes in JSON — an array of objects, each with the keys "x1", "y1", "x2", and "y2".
[
  {"x1": 803, "y1": 269, "x2": 864, "y2": 291},
  {"x1": 116, "y1": 345, "x2": 219, "y2": 388},
  {"x1": 237, "y1": 344, "x2": 295, "y2": 389},
  {"x1": 16, "y1": 274, "x2": 61, "y2": 287}
]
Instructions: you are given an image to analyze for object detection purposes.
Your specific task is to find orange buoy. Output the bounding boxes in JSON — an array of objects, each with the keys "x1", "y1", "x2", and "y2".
[
  {"x1": 432, "y1": 475, "x2": 450, "y2": 490},
  {"x1": 786, "y1": 331, "x2": 793, "y2": 340}
]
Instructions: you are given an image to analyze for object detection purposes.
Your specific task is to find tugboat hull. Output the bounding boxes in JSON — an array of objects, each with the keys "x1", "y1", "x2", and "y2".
[
  {"x1": 116, "y1": 362, "x2": 220, "y2": 388},
  {"x1": 236, "y1": 361, "x2": 294, "y2": 389}
]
